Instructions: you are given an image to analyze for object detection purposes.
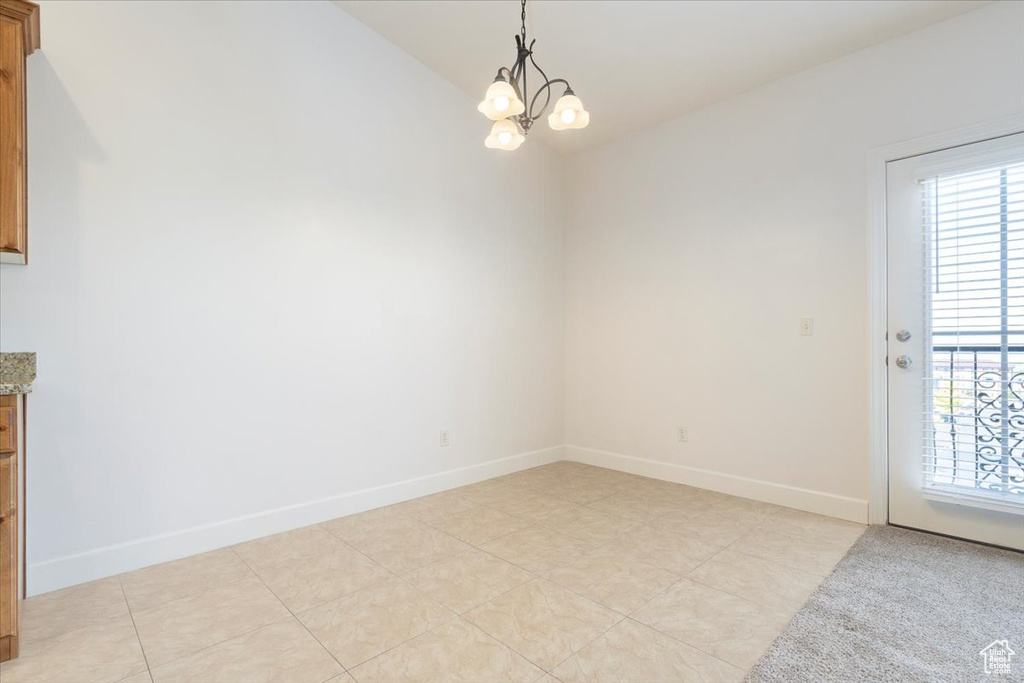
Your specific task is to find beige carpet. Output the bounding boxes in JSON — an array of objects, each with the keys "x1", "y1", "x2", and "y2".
[{"x1": 746, "y1": 525, "x2": 1024, "y2": 682}]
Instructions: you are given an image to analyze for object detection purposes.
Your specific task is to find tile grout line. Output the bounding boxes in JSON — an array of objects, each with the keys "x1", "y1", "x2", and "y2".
[
  {"x1": 332, "y1": 608, "x2": 464, "y2": 681},
  {"x1": 117, "y1": 575, "x2": 153, "y2": 681},
  {"x1": 459, "y1": 492, "x2": 717, "y2": 617},
  {"x1": 6, "y1": 611, "x2": 154, "y2": 679},
  {"x1": 469, "y1": 535, "x2": 623, "y2": 612},
  {"x1": 396, "y1": 474, "x2": 815, "y2": 672},
  {"x1": 155, "y1": 508, "x2": 611, "y2": 682},
  {"x1": 723, "y1": 514, "x2": 864, "y2": 576},
  {"x1": 615, "y1": 508, "x2": 791, "y2": 620},
  {"x1": 717, "y1": 513, "x2": 833, "y2": 581},
  {"x1": 259, "y1": 530, "x2": 479, "y2": 680},
  {"x1": 13, "y1": 579, "x2": 143, "y2": 649},
  {"x1": 721, "y1": 544, "x2": 833, "y2": 581},
  {"x1": 542, "y1": 610, "x2": 629, "y2": 678},
  {"x1": 452, "y1": 523, "x2": 641, "y2": 676},
  {"x1": 321, "y1": 514, "x2": 482, "y2": 591},
  {"x1": 128, "y1": 549, "x2": 303, "y2": 673},
  {"x1": 326, "y1": 488, "x2": 630, "y2": 677},
  {"x1": 227, "y1": 545, "x2": 353, "y2": 679},
  {"x1": 616, "y1": 512, "x2": 783, "y2": 660},
  {"x1": 318, "y1": 510, "x2": 470, "y2": 579},
  {"x1": 122, "y1": 571, "x2": 267, "y2": 672},
  {"x1": 614, "y1": 513, "x2": 853, "y2": 656},
  {"x1": 146, "y1": 615, "x2": 298, "y2": 679},
  {"x1": 403, "y1": 473, "x2": 765, "y2": 671},
  {"x1": 627, "y1": 588, "x2": 770, "y2": 676},
  {"x1": 622, "y1": 564, "x2": 705, "y2": 619},
  {"x1": 625, "y1": 559, "x2": 795, "y2": 671},
  {"x1": 459, "y1": 613, "x2": 573, "y2": 679},
  {"x1": 119, "y1": 549, "x2": 259, "y2": 618},
  {"x1": 621, "y1": 614, "x2": 745, "y2": 674}
]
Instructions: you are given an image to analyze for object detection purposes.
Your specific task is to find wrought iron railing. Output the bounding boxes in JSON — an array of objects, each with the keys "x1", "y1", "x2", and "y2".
[{"x1": 929, "y1": 345, "x2": 1024, "y2": 496}]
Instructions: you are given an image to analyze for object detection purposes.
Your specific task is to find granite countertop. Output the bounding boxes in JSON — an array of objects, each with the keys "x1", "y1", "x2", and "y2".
[{"x1": 0, "y1": 352, "x2": 36, "y2": 394}]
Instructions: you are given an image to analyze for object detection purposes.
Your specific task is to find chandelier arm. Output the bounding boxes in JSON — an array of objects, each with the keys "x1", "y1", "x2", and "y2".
[
  {"x1": 526, "y1": 52, "x2": 554, "y2": 120},
  {"x1": 528, "y1": 77, "x2": 570, "y2": 120},
  {"x1": 521, "y1": 39, "x2": 538, "y2": 119},
  {"x1": 507, "y1": 38, "x2": 529, "y2": 101},
  {"x1": 506, "y1": 62, "x2": 525, "y2": 106},
  {"x1": 497, "y1": 58, "x2": 526, "y2": 111},
  {"x1": 497, "y1": 66, "x2": 514, "y2": 81},
  {"x1": 508, "y1": 61, "x2": 517, "y2": 84},
  {"x1": 520, "y1": 53, "x2": 527, "y2": 124}
]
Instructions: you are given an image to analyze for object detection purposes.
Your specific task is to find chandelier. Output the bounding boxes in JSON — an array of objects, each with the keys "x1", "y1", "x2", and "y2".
[{"x1": 478, "y1": 0, "x2": 590, "y2": 151}]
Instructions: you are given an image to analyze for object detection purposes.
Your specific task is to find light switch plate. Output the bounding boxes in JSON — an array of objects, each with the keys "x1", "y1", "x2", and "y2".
[{"x1": 799, "y1": 317, "x2": 814, "y2": 336}]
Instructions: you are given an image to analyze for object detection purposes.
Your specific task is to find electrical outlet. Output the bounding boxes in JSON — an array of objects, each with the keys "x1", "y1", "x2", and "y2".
[
  {"x1": 439, "y1": 430, "x2": 450, "y2": 447},
  {"x1": 799, "y1": 317, "x2": 814, "y2": 336},
  {"x1": 677, "y1": 426, "x2": 688, "y2": 442}
]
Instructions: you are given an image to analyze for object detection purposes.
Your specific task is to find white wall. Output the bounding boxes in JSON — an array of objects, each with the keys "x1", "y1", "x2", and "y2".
[
  {"x1": 563, "y1": 1, "x2": 1024, "y2": 522},
  {"x1": 0, "y1": 0, "x2": 565, "y2": 594}
]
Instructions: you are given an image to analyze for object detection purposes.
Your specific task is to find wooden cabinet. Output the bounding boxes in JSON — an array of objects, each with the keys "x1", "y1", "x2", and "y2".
[
  {"x1": 0, "y1": 452, "x2": 16, "y2": 661},
  {"x1": 0, "y1": 395, "x2": 17, "y2": 662},
  {"x1": 0, "y1": 0, "x2": 39, "y2": 265},
  {"x1": 0, "y1": 402, "x2": 14, "y2": 454}
]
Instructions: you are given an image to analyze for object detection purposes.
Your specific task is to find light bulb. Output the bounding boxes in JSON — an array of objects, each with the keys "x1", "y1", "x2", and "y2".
[
  {"x1": 498, "y1": 131, "x2": 512, "y2": 145},
  {"x1": 493, "y1": 96, "x2": 510, "y2": 112},
  {"x1": 548, "y1": 93, "x2": 589, "y2": 131}
]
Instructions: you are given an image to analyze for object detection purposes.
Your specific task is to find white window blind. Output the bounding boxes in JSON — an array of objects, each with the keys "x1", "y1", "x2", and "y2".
[{"x1": 920, "y1": 155, "x2": 1024, "y2": 511}]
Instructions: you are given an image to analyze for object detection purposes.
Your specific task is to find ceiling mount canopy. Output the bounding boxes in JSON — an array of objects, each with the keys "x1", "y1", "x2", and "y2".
[{"x1": 477, "y1": 0, "x2": 589, "y2": 151}]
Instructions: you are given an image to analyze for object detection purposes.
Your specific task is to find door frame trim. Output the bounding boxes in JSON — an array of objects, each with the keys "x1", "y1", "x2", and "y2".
[{"x1": 866, "y1": 114, "x2": 1024, "y2": 525}]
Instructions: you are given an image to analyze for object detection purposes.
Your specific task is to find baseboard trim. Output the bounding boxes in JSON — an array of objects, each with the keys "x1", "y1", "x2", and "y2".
[
  {"x1": 27, "y1": 445, "x2": 564, "y2": 596},
  {"x1": 563, "y1": 445, "x2": 868, "y2": 524}
]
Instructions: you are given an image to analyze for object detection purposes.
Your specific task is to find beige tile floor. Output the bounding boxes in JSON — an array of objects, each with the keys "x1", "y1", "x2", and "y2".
[{"x1": 0, "y1": 462, "x2": 866, "y2": 683}]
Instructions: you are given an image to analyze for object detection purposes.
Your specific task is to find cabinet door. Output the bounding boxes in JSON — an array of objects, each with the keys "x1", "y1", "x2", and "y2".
[
  {"x1": 0, "y1": 454, "x2": 16, "y2": 640},
  {"x1": 0, "y1": 404, "x2": 15, "y2": 454},
  {"x1": 0, "y1": 14, "x2": 27, "y2": 259}
]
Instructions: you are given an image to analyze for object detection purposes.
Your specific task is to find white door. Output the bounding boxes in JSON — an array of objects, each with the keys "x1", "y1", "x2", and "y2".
[{"x1": 887, "y1": 133, "x2": 1024, "y2": 550}]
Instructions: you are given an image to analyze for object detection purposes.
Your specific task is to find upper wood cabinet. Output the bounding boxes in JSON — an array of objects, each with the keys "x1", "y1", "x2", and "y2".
[{"x1": 0, "y1": 0, "x2": 39, "y2": 265}]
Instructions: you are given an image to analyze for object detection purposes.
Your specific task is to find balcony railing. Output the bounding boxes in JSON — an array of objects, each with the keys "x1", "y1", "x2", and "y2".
[{"x1": 928, "y1": 345, "x2": 1024, "y2": 496}]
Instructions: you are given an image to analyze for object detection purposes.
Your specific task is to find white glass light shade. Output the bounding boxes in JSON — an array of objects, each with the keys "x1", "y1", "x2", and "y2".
[
  {"x1": 484, "y1": 119, "x2": 525, "y2": 151},
  {"x1": 547, "y1": 93, "x2": 589, "y2": 130},
  {"x1": 477, "y1": 80, "x2": 525, "y2": 120}
]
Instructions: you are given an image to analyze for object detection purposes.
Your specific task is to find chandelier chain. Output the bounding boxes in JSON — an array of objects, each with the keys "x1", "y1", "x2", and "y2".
[{"x1": 520, "y1": 0, "x2": 527, "y2": 41}]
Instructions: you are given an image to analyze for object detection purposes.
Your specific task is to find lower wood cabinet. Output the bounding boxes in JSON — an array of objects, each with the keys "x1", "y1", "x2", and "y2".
[
  {"x1": 0, "y1": 395, "x2": 19, "y2": 661},
  {"x1": 0, "y1": 403, "x2": 13, "y2": 453}
]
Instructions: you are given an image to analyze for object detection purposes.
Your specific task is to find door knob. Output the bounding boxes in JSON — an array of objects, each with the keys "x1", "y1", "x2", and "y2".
[
  {"x1": 895, "y1": 355, "x2": 912, "y2": 369},
  {"x1": 896, "y1": 330, "x2": 911, "y2": 342}
]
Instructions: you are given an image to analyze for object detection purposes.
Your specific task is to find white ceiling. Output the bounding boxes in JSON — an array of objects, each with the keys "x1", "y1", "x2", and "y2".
[{"x1": 334, "y1": 0, "x2": 989, "y2": 155}]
